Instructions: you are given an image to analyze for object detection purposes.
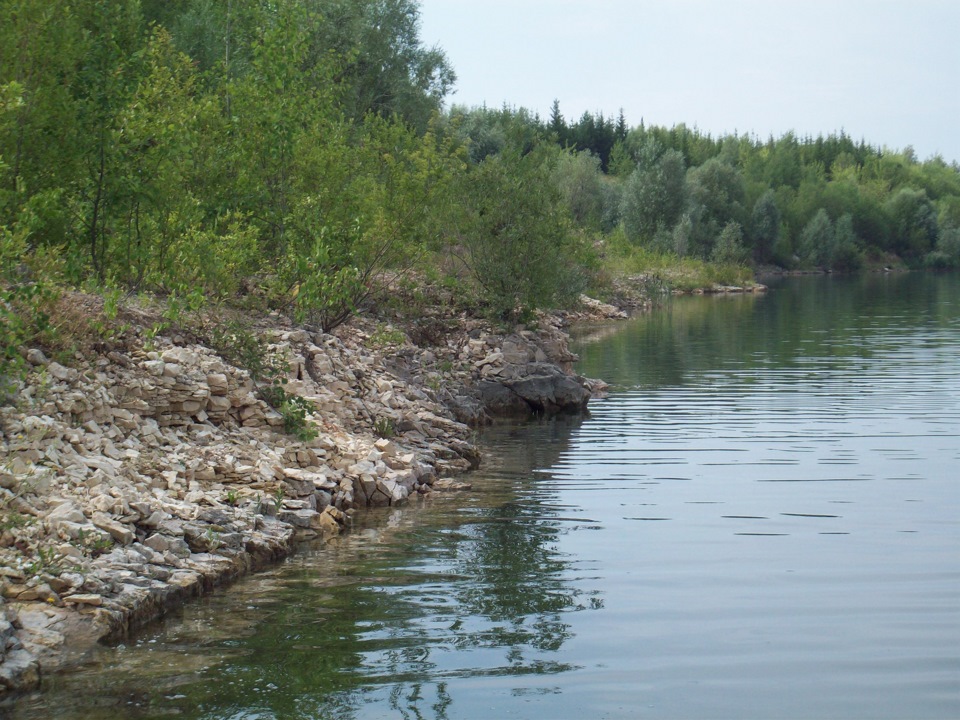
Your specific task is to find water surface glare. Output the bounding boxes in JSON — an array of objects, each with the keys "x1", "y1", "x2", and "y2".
[{"x1": 13, "y1": 274, "x2": 960, "y2": 719}]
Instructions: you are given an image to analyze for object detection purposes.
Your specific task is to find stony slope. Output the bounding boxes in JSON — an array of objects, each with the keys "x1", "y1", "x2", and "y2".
[{"x1": 0, "y1": 299, "x2": 611, "y2": 696}]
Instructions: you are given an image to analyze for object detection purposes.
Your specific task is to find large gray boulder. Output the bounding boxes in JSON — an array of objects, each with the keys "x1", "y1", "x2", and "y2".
[{"x1": 478, "y1": 363, "x2": 591, "y2": 417}]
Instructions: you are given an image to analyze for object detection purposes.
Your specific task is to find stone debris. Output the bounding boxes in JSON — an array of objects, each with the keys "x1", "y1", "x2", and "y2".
[{"x1": 0, "y1": 300, "x2": 603, "y2": 696}]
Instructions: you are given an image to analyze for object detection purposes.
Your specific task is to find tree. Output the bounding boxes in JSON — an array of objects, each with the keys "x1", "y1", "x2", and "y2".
[
  {"x1": 711, "y1": 221, "x2": 749, "y2": 265},
  {"x1": 551, "y1": 150, "x2": 605, "y2": 229},
  {"x1": 569, "y1": 110, "x2": 616, "y2": 170},
  {"x1": 448, "y1": 146, "x2": 587, "y2": 321},
  {"x1": 281, "y1": 114, "x2": 462, "y2": 332},
  {"x1": 750, "y1": 189, "x2": 781, "y2": 264},
  {"x1": 0, "y1": 0, "x2": 84, "y2": 207},
  {"x1": 685, "y1": 156, "x2": 746, "y2": 258},
  {"x1": 924, "y1": 224, "x2": 960, "y2": 268},
  {"x1": 885, "y1": 186, "x2": 938, "y2": 258},
  {"x1": 620, "y1": 139, "x2": 685, "y2": 246},
  {"x1": 548, "y1": 99, "x2": 566, "y2": 145},
  {"x1": 831, "y1": 213, "x2": 863, "y2": 272},
  {"x1": 798, "y1": 209, "x2": 834, "y2": 268},
  {"x1": 615, "y1": 108, "x2": 627, "y2": 143},
  {"x1": 72, "y1": 0, "x2": 145, "y2": 282},
  {"x1": 311, "y1": 0, "x2": 455, "y2": 130}
]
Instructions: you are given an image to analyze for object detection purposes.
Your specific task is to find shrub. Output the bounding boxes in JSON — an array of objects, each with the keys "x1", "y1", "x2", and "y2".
[{"x1": 449, "y1": 146, "x2": 590, "y2": 321}]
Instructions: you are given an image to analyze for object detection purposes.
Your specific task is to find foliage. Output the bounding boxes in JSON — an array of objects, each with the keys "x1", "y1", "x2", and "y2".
[
  {"x1": 831, "y1": 214, "x2": 864, "y2": 272},
  {"x1": 799, "y1": 209, "x2": 835, "y2": 268},
  {"x1": 885, "y1": 187, "x2": 938, "y2": 258},
  {"x1": 209, "y1": 321, "x2": 282, "y2": 382},
  {"x1": 925, "y1": 225, "x2": 960, "y2": 269},
  {"x1": 259, "y1": 379, "x2": 318, "y2": 442},
  {"x1": 685, "y1": 156, "x2": 747, "y2": 259},
  {"x1": 602, "y1": 230, "x2": 753, "y2": 292},
  {"x1": 750, "y1": 189, "x2": 781, "y2": 264},
  {"x1": 620, "y1": 141, "x2": 686, "y2": 245},
  {"x1": 2, "y1": 0, "x2": 959, "y2": 346},
  {"x1": 711, "y1": 222, "x2": 750, "y2": 265},
  {"x1": 373, "y1": 416, "x2": 396, "y2": 439},
  {"x1": 447, "y1": 145, "x2": 590, "y2": 321},
  {"x1": 551, "y1": 150, "x2": 608, "y2": 230},
  {"x1": 367, "y1": 323, "x2": 407, "y2": 348}
]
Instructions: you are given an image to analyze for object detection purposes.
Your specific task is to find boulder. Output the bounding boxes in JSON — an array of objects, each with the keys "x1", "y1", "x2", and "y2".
[{"x1": 477, "y1": 364, "x2": 590, "y2": 417}]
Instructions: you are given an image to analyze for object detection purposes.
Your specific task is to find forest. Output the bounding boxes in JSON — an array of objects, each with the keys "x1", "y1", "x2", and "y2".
[{"x1": 3, "y1": 0, "x2": 960, "y2": 372}]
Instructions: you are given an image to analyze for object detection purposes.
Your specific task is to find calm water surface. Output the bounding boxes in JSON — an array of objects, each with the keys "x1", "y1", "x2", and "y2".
[{"x1": 12, "y1": 274, "x2": 960, "y2": 719}]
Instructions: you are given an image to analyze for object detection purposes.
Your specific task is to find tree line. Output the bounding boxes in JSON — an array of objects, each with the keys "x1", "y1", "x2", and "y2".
[
  {"x1": 454, "y1": 103, "x2": 960, "y2": 273},
  {"x1": 3, "y1": 0, "x2": 959, "y2": 363}
]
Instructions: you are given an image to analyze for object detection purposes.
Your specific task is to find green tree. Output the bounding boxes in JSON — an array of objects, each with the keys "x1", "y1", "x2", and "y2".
[
  {"x1": 548, "y1": 99, "x2": 566, "y2": 144},
  {"x1": 282, "y1": 114, "x2": 461, "y2": 331},
  {"x1": 551, "y1": 150, "x2": 605, "y2": 229},
  {"x1": 620, "y1": 140, "x2": 685, "y2": 245},
  {"x1": 312, "y1": 0, "x2": 455, "y2": 130},
  {"x1": 798, "y1": 208, "x2": 834, "y2": 268},
  {"x1": 711, "y1": 221, "x2": 749, "y2": 265},
  {"x1": 750, "y1": 189, "x2": 781, "y2": 264},
  {"x1": 831, "y1": 213, "x2": 863, "y2": 272},
  {"x1": 107, "y1": 28, "x2": 210, "y2": 290},
  {"x1": 924, "y1": 224, "x2": 960, "y2": 268},
  {"x1": 448, "y1": 146, "x2": 587, "y2": 321},
  {"x1": 885, "y1": 186, "x2": 938, "y2": 258},
  {"x1": 685, "y1": 156, "x2": 746, "y2": 258}
]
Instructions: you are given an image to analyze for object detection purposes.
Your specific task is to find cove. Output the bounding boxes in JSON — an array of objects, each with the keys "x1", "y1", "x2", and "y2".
[{"x1": 11, "y1": 273, "x2": 960, "y2": 719}]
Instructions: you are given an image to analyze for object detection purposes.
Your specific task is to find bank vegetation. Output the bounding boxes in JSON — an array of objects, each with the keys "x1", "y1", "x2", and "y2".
[{"x1": 3, "y1": 0, "x2": 960, "y2": 386}]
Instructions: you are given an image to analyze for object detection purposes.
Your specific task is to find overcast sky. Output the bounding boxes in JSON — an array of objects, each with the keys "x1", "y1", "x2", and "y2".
[{"x1": 418, "y1": 0, "x2": 960, "y2": 163}]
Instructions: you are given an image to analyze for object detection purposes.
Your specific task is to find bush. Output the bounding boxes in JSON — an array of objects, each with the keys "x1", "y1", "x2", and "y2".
[{"x1": 449, "y1": 146, "x2": 590, "y2": 321}]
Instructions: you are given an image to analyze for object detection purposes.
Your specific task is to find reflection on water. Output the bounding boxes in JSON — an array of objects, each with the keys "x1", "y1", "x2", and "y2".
[{"x1": 12, "y1": 273, "x2": 960, "y2": 719}]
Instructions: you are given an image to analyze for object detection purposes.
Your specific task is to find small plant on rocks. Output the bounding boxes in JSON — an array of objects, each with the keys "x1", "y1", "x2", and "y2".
[
  {"x1": 272, "y1": 487, "x2": 286, "y2": 514},
  {"x1": 367, "y1": 323, "x2": 407, "y2": 349},
  {"x1": 373, "y1": 416, "x2": 396, "y2": 439}
]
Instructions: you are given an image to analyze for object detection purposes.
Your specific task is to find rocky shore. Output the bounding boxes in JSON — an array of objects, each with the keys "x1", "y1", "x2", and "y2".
[{"x1": 0, "y1": 297, "x2": 613, "y2": 696}]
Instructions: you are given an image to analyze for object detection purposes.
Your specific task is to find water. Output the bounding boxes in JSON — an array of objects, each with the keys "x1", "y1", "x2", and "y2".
[{"x1": 11, "y1": 273, "x2": 960, "y2": 719}]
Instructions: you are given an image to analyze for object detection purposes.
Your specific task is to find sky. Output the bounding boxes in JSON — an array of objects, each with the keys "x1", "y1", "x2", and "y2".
[{"x1": 417, "y1": 0, "x2": 960, "y2": 163}]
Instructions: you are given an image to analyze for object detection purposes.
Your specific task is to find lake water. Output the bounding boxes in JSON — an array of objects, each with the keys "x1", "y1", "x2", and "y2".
[{"x1": 11, "y1": 273, "x2": 960, "y2": 719}]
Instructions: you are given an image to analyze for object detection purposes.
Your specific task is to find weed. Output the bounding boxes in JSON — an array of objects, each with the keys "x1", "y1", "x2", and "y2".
[
  {"x1": 223, "y1": 489, "x2": 240, "y2": 507},
  {"x1": 208, "y1": 322, "x2": 317, "y2": 441},
  {"x1": 373, "y1": 416, "x2": 396, "y2": 439},
  {"x1": 24, "y1": 546, "x2": 62, "y2": 577},
  {"x1": 1, "y1": 282, "x2": 55, "y2": 397},
  {"x1": 204, "y1": 527, "x2": 221, "y2": 551},
  {"x1": 209, "y1": 321, "x2": 282, "y2": 382},
  {"x1": 259, "y1": 378, "x2": 317, "y2": 441},
  {"x1": 0, "y1": 510, "x2": 34, "y2": 532},
  {"x1": 368, "y1": 323, "x2": 407, "y2": 349},
  {"x1": 74, "y1": 529, "x2": 113, "y2": 558},
  {"x1": 279, "y1": 393, "x2": 318, "y2": 441},
  {"x1": 272, "y1": 486, "x2": 286, "y2": 513}
]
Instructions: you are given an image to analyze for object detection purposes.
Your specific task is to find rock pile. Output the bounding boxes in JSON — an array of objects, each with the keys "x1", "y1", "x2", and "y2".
[
  {"x1": 0, "y1": 299, "x2": 604, "y2": 696},
  {"x1": 383, "y1": 312, "x2": 607, "y2": 425},
  {"x1": 0, "y1": 324, "x2": 482, "y2": 694}
]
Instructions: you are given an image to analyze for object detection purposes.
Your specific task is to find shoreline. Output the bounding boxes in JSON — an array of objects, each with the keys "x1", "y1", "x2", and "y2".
[{"x1": 0, "y1": 295, "x2": 614, "y2": 697}]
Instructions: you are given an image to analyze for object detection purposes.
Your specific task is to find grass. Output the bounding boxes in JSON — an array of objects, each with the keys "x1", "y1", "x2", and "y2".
[{"x1": 600, "y1": 238, "x2": 755, "y2": 294}]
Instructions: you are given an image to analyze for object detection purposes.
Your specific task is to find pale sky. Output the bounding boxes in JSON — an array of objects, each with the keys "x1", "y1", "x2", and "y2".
[{"x1": 418, "y1": 0, "x2": 960, "y2": 163}]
